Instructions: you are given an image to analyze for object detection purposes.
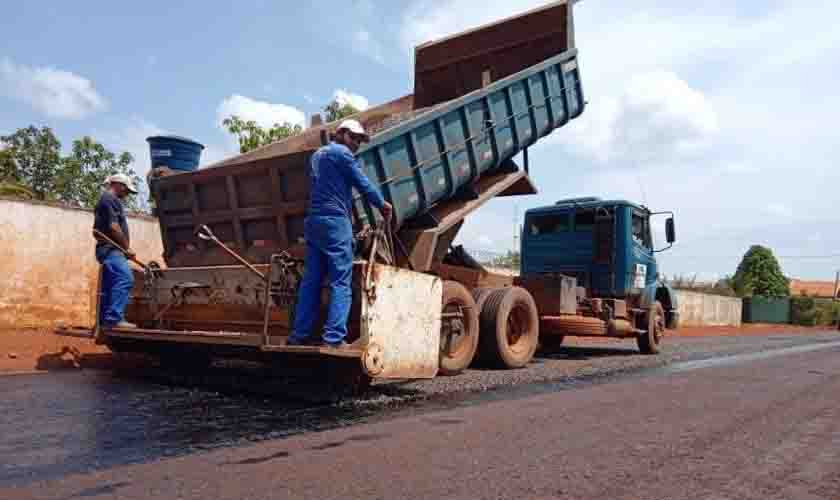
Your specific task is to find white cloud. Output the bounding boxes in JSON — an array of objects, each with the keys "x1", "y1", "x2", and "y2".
[
  {"x1": 96, "y1": 118, "x2": 166, "y2": 179},
  {"x1": 560, "y1": 71, "x2": 718, "y2": 166},
  {"x1": 723, "y1": 162, "x2": 760, "y2": 174},
  {"x1": 436, "y1": 1, "x2": 840, "y2": 279},
  {"x1": 765, "y1": 203, "x2": 793, "y2": 219},
  {"x1": 477, "y1": 235, "x2": 494, "y2": 248},
  {"x1": 332, "y1": 89, "x2": 369, "y2": 111},
  {"x1": 216, "y1": 94, "x2": 306, "y2": 130},
  {"x1": 352, "y1": 29, "x2": 385, "y2": 64},
  {"x1": 0, "y1": 58, "x2": 107, "y2": 119}
]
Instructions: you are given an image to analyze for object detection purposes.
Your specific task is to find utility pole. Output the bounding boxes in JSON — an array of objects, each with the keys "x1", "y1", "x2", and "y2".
[
  {"x1": 834, "y1": 271, "x2": 839, "y2": 329},
  {"x1": 513, "y1": 205, "x2": 519, "y2": 251}
]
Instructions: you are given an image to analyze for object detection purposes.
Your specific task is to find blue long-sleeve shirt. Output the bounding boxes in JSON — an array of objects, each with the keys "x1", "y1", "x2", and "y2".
[{"x1": 307, "y1": 142, "x2": 385, "y2": 218}]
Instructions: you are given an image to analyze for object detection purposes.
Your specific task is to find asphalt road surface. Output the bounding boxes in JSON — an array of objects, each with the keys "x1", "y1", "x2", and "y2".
[{"x1": 2, "y1": 333, "x2": 839, "y2": 499}]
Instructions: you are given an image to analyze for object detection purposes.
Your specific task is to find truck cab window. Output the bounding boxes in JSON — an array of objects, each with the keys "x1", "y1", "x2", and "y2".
[
  {"x1": 574, "y1": 209, "x2": 595, "y2": 232},
  {"x1": 632, "y1": 212, "x2": 652, "y2": 249},
  {"x1": 529, "y1": 213, "x2": 570, "y2": 236}
]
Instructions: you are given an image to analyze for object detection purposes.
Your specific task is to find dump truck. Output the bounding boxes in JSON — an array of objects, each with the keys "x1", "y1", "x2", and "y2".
[{"x1": 60, "y1": 1, "x2": 680, "y2": 387}]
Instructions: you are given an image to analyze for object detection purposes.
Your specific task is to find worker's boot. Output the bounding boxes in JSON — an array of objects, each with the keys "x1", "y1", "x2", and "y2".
[{"x1": 114, "y1": 320, "x2": 138, "y2": 329}]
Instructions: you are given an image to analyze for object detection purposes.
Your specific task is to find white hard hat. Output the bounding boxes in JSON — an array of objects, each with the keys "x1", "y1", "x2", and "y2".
[
  {"x1": 105, "y1": 173, "x2": 138, "y2": 194},
  {"x1": 337, "y1": 119, "x2": 368, "y2": 139}
]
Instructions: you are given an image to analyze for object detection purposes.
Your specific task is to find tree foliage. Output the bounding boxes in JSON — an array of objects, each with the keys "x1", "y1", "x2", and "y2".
[
  {"x1": 0, "y1": 126, "x2": 63, "y2": 200},
  {"x1": 221, "y1": 99, "x2": 361, "y2": 155},
  {"x1": 324, "y1": 99, "x2": 360, "y2": 123},
  {"x1": 222, "y1": 115, "x2": 303, "y2": 154},
  {"x1": 732, "y1": 245, "x2": 789, "y2": 298},
  {"x1": 491, "y1": 250, "x2": 521, "y2": 270},
  {"x1": 0, "y1": 126, "x2": 143, "y2": 211},
  {"x1": 59, "y1": 136, "x2": 140, "y2": 210},
  {"x1": 0, "y1": 180, "x2": 35, "y2": 199}
]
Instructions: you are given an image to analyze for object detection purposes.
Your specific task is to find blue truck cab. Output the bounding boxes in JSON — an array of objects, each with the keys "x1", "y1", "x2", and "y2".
[{"x1": 521, "y1": 197, "x2": 680, "y2": 341}]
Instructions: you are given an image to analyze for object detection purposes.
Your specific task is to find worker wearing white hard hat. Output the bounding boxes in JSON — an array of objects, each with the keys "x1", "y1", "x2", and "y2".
[
  {"x1": 104, "y1": 173, "x2": 139, "y2": 194},
  {"x1": 92, "y1": 172, "x2": 139, "y2": 329},
  {"x1": 336, "y1": 119, "x2": 369, "y2": 142},
  {"x1": 287, "y1": 117, "x2": 393, "y2": 349}
]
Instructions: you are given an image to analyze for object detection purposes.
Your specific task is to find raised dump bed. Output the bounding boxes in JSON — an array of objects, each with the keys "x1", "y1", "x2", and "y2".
[{"x1": 151, "y1": 0, "x2": 582, "y2": 270}]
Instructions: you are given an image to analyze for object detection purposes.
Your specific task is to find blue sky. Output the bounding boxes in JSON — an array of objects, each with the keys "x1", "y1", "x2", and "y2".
[{"x1": 2, "y1": 1, "x2": 839, "y2": 282}]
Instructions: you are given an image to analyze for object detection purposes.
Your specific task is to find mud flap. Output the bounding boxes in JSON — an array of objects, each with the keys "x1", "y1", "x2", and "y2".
[{"x1": 360, "y1": 264, "x2": 441, "y2": 379}]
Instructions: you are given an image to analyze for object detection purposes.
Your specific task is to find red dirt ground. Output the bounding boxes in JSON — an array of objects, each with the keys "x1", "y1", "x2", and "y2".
[
  {"x1": 0, "y1": 323, "x2": 834, "y2": 374},
  {"x1": 0, "y1": 328, "x2": 110, "y2": 374}
]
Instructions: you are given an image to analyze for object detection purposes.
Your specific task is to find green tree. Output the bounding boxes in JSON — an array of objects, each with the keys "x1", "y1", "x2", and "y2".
[
  {"x1": 492, "y1": 250, "x2": 521, "y2": 270},
  {"x1": 0, "y1": 126, "x2": 63, "y2": 200},
  {"x1": 222, "y1": 115, "x2": 303, "y2": 154},
  {"x1": 58, "y1": 136, "x2": 140, "y2": 209},
  {"x1": 323, "y1": 99, "x2": 360, "y2": 123},
  {"x1": 1, "y1": 126, "x2": 145, "y2": 211},
  {"x1": 732, "y1": 245, "x2": 789, "y2": 298},
  {"x1": 0, "y1": 147, "x2": 16, "y2": 182},
  {"x1": 0, "y1": 180, "x2": 35, "y2": 199}
]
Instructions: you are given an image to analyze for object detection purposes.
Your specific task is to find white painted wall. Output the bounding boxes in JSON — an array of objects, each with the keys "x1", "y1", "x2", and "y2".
[
  {"x1": 0, "y1": 198, "x2": 164, "y2": 329},
  {"x1": 677, "y1": 290, "x2": 742, "y2": 327}
]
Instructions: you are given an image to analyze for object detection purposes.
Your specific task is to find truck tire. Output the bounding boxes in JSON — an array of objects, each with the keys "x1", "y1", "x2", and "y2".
[
  {"x1": 478, "y1": 287, "x2": 539, "y2": 369},
  {"x1": 638, "y1": 301, "x2": 665, "y2": 355},
  {"x1": 471, "y1": 287, "x2": 495, "y2": 310},
  {"x1": 439, "y1": 281, "x2": 480, "y2": 376}
]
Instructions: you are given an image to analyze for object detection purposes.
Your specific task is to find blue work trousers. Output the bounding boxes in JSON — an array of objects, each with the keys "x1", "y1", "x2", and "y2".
[
  {"x1": 290, "y1": 215, "x2": 354, "y2": 345},
  {"x1": 96, "y1": 248, "x2": 135, "y2": 326}
]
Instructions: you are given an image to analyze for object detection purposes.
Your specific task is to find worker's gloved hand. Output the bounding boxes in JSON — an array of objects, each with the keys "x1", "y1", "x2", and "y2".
[{"x1": 381, "y1": 202, "x2": 393, "y2": 221}]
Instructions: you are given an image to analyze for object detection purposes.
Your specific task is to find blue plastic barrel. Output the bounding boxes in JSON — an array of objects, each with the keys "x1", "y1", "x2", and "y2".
[{"x1": 146, "y1": 135, "x2": 205, "y2": 172}]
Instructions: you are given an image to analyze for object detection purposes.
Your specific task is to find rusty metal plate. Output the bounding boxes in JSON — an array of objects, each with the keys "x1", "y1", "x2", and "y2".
[
  {"x1": 360, "y1": 264, "x2": 441, "y2": 378},
  {"x1": 413, "y1": 0, "x2": 574, "y2": 108}
]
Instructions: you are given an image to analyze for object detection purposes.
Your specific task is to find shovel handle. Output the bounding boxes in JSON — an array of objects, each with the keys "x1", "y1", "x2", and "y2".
[{"x1": 93, "y1": 229, "x2": 146, "y2": 268}]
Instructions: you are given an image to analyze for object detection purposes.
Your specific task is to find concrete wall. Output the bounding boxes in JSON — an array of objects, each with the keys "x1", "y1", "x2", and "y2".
[
  {"x1": 676, "y1": 290, "x2": 742, "y2": 327},
  {"x1": 0, "y1": 198, "x2": 164, "y2": 329}
]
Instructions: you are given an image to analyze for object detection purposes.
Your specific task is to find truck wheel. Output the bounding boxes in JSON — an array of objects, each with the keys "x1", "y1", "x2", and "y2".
[
  {"x1": 478, "y1": 287, "x2": 539, "y2": 369},
  {"x1": 638, "y1": 301, "x2": 665, "y2": 355},
  {"x1": 439, "y1": 281, "x2": 479, "y2": 376},
  {"x1": 471, "y1": 287, "x2": 495, "y2": 311}
]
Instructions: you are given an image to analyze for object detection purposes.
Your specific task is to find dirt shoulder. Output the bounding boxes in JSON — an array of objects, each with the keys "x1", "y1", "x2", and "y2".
[
  {"x1": 674, "y1": 323, "x2": 835, "y2": 337},
  {"x1": 0, "y1": 328, "x2": 111, "y2": 374}
]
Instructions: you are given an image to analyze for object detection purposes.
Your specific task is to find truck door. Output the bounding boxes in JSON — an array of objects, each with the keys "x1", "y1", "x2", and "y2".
[
  {"x1": 629, "y1": 209, "x2": 656, "y2": 291},
  {"x1": 591, "y1": 206, "x2": 615, "y2": 296}
]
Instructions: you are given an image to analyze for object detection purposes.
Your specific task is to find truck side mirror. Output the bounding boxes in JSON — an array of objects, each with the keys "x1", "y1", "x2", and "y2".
[{"x1": 666, "y1": 217, "x2": 676, "y2": 244}]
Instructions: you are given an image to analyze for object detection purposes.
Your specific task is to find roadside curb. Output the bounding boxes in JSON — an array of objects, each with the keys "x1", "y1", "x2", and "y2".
[{"x1": 0, "y1": 369, "x2": 51, "y2": 376}]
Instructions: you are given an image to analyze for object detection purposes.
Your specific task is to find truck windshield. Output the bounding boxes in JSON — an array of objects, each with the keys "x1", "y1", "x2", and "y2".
[{"x1": 528, "y1": 213, "x2": 570, "y2": 236}]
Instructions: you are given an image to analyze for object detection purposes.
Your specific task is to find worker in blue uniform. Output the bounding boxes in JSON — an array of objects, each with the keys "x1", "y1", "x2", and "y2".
[
  {"x1": 288, "y1": 119, "x2": 393, "y2": 349},
  {"x1": 92, "y1": 173, "x2": 139, "y2": 329}
]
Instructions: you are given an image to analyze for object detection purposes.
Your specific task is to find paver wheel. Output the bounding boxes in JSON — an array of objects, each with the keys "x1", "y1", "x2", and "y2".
[
  {"x1": 478, "y1": 287, "x2": 539, "y2": 369},
  {"x1": 439, "y1": 281, "x2": 479, "y2": 376},
  {"x1": 638, "y1": 301, "x2": 665, "y2": 355}
]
